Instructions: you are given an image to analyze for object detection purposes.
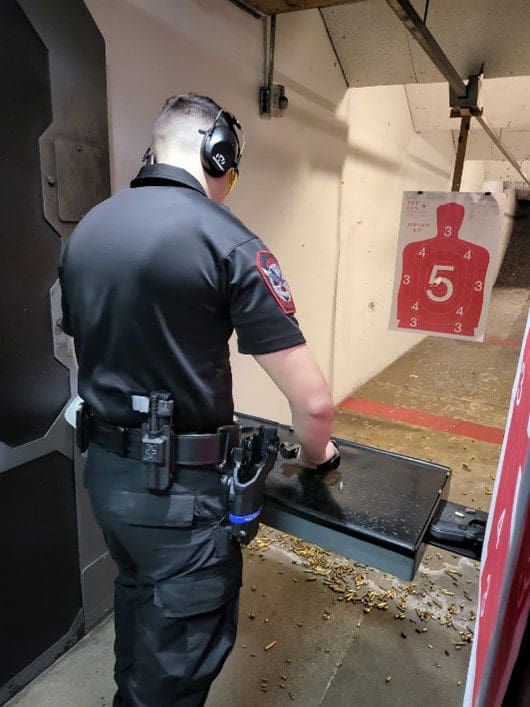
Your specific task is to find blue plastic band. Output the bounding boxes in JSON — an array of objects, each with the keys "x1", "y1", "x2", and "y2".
[{"x1": 229, "y1": 507, "x2": 262, "y2": 524}]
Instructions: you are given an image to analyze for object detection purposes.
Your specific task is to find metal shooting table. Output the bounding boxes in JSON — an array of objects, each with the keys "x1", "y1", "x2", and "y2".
[{"x1": 236, "y1": 413, "x2": 487, "y2": 581}]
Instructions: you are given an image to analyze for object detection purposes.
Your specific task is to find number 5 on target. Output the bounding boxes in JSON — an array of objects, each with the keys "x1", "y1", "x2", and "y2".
[
  {"x1": 389, "y1": 192, "x2": 502, "y2": 341},
  {"x1": 427, "y1": 264, "x2": 455, "y2": 303}
]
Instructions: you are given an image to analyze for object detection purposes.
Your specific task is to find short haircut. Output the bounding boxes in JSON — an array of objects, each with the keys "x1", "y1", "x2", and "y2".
[{"x1": 152, "y1": 92, "x2": 228, "y2": 158}]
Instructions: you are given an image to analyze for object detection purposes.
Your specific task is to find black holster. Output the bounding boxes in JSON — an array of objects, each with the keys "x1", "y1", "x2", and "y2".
[{"x1": 224, "y1": 426, "x2": 279, "y2": 545}]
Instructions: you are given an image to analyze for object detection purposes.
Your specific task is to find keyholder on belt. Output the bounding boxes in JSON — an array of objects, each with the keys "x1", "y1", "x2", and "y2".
[{"x1": 223, "y1": 426, "x2": 280, "y2": 545}]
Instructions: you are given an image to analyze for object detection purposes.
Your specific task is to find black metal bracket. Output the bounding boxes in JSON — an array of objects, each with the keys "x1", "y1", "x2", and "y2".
[
  {"x1": 449, "y1": 74, "x2": 482, "y2": 191},
  {"x1": 449, "y1": 73, "x2": 483, "y2": 119}
]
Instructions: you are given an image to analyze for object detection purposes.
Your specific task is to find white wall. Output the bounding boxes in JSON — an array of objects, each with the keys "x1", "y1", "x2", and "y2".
[
  {"x1": 332, "y1": 86, "x2": 455, "y2": 400},
  {"x1": 85, "y1": 0, "x2": 459, "y2": 421},
  {"x1": 461, "y1": 160, "x2": 485, "y2": 191}
]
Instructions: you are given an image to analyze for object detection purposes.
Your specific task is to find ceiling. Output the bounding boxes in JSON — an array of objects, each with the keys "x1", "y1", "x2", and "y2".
[
  {"x1": 233, "y1": 0, "x2": 356, "y2": 14},
  {"x1": 322, "y1": 0, "x2": 530, "y2": 87},
  {"x1": 235, "y1": 0, "x2": 530, "y2": 165},
  {"x1": 237, "y1": 0, "x2": 530, "y2": 87}
]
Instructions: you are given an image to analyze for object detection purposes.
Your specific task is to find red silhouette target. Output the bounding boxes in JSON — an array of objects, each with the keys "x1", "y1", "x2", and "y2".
[{"x1": 390, "y1": 193, "x2": 503, "y2": 341}]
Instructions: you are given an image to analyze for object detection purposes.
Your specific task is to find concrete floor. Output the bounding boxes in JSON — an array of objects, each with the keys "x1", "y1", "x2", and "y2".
[{"x1": 8, "y1": 287, "x2": 529, "y2": 707}]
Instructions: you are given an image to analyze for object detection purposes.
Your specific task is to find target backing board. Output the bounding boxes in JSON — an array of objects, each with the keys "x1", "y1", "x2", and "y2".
[{"x1": 389, "y1": 192, "x2": 503, "y2": 341}]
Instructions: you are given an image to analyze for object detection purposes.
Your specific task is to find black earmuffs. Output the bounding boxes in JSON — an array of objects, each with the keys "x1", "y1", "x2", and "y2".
[{"x1": 200, "y1": 110, "x2": 244, "y2": 178}]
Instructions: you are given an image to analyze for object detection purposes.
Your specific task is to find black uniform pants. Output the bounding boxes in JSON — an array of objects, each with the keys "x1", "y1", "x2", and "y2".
[{"x1": 84, "y1": 442, "x2": 243, "y2": 707}]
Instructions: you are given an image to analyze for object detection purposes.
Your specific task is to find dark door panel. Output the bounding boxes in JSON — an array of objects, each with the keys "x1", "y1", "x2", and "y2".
[
  {"x1": 0, "y1": 452, "x2": 82, "y2": 691},
  {"x1": 0, "y1": 0, "x2": 112, "y2": 701},
  {"x1": 0, "y1": 0, "x2": 69, "y2": 447}
]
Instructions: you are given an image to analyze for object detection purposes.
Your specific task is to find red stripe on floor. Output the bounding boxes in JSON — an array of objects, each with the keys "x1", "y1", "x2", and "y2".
[
  {"x1": 483, "y1": 336, "x2": 522, "y2": 347},
  {"x1": 340, "y1": 397, "x2": 505, "y2": 445}
]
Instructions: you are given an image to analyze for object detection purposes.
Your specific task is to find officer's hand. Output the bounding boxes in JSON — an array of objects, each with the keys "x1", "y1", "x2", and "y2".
[{"x1": 299, "y1": 440, "x2": 339, "y2": 469}]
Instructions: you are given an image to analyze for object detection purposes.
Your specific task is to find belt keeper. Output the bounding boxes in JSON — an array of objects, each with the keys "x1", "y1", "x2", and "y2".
[
  {"x1": 118, "y1": 426, "x2": 129, "y2": 456},
  {"x1": 216, "y1": 431, "x2": 230, "y2": 472},
  {"x1": 216, "y1": 425, "x2": 239, "y2": 472}
]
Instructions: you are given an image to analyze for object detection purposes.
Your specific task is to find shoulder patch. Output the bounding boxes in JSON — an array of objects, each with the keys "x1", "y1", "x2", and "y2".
[{"x1": 256, "y1": 250, "x2": 296, "y2": 315}]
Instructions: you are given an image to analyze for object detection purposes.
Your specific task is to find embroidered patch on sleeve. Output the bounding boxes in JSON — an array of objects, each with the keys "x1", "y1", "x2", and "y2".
[{"x1": 256, "y1": 250, "x2": 296, "y2": 315}]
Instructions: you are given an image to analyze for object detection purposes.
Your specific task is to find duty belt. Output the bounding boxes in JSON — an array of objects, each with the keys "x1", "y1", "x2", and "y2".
[
  {"x1": 76, "y1": 393, "x2": 282, "y2": 543},
  {"x1": 76, "y1": 391, "x2": 240, "y2": 495},
  {"x1": 89, "y1": 418, "x2": 236, "y2": 467}
]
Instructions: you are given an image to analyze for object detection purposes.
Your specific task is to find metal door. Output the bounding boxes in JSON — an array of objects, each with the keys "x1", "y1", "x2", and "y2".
[{"x1": 0, "y1": 0, "x2": 113, "y2": 700}]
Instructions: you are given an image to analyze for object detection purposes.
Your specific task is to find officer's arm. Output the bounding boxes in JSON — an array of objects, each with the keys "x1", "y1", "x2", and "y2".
[{"x1": 254, "y1": 344, "x2": 335, "y2": 465}]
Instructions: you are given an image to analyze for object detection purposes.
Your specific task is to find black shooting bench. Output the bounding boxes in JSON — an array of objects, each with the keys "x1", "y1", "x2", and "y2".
[{"x1": 236, "y1": 414, "x2": 487, "y2": 581}]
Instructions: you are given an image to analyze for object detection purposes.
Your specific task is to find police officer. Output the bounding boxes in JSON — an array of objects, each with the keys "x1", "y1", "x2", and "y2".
[{"x1": 59, "y1": 93, "x2": 337, "y2": 706}]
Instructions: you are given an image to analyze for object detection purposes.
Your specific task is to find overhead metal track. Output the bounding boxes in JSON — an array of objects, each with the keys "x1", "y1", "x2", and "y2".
[
  {"x1": 385, "y1": 0, "x2": 530, "y2": 187},
  {"x1": 229, "y1": 0, "x2": 262, "y2": 19},
  {"x1": 475, "y1": 115, "x2": 530, "y2": 184},
  {"x1": 229, "y1": 0, "x2": 359, "y2": 15},
  {"x1": 385, "y1": 0, "x2": 466, "y2": 97}
]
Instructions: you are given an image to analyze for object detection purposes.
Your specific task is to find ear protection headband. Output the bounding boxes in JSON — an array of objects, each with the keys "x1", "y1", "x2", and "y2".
[
  {"x1": 200, "y1": 110, "x2": 245, "y2": 178},
  {"x1": 142, "y1": 146, "x2": 155, "y2": 165}
]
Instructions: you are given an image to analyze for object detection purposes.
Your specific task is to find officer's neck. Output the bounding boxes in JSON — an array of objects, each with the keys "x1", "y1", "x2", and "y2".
[{"x1": 155, "y1": 154, "x2": 224, "y2": 203}]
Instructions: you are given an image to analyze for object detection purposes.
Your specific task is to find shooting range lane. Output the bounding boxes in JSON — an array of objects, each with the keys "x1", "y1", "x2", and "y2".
[
  {"x1": 336, "y1": 289, "x2": 529, "y2": 449},
  {"x1": 237, "y1": 414, "x2": 450, "y2": 581},
  {"x1": 345, "y1": 289, "x2": 529, "y2": 434},
  {"x1": 333, "y1": 289, "x2": 529, "y2": 517}
]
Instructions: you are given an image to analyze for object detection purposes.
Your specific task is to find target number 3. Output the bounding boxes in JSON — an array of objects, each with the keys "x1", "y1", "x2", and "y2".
[{"x1": 426, "y1": 264, "x2": 455, "y2": 303}]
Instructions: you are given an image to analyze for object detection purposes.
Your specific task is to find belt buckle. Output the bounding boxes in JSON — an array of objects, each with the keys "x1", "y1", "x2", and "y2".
[{"x1": 117, "y1": 426, "x2": 129, "y2": 457}]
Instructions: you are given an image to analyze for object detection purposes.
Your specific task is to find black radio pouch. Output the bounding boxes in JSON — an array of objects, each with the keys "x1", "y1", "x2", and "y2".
[{"x1": 141, "y1": 391, "x2": 175, "y2": 493}]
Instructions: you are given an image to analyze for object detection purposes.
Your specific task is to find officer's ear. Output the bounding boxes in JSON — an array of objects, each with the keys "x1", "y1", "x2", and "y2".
[{"x1": 203, "y1": 171, "x2": 232, "y2": 204}]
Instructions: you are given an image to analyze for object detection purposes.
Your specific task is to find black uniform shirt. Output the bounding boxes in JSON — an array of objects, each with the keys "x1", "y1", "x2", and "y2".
[{"x1": 59, "y1": 164, "x2": 305, "y2": 431}]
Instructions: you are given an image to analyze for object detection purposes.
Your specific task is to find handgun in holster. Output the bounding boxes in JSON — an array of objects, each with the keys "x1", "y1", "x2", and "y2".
[
  {"x1": 76, "y1": 401, "x2": 93, "y2": 453},
  {"x1": 223, "y1": 426, "x2": 280, "y2": 545},
  {"x1": 141, "y1": 391, "x2": 175, "y2": 493}
]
